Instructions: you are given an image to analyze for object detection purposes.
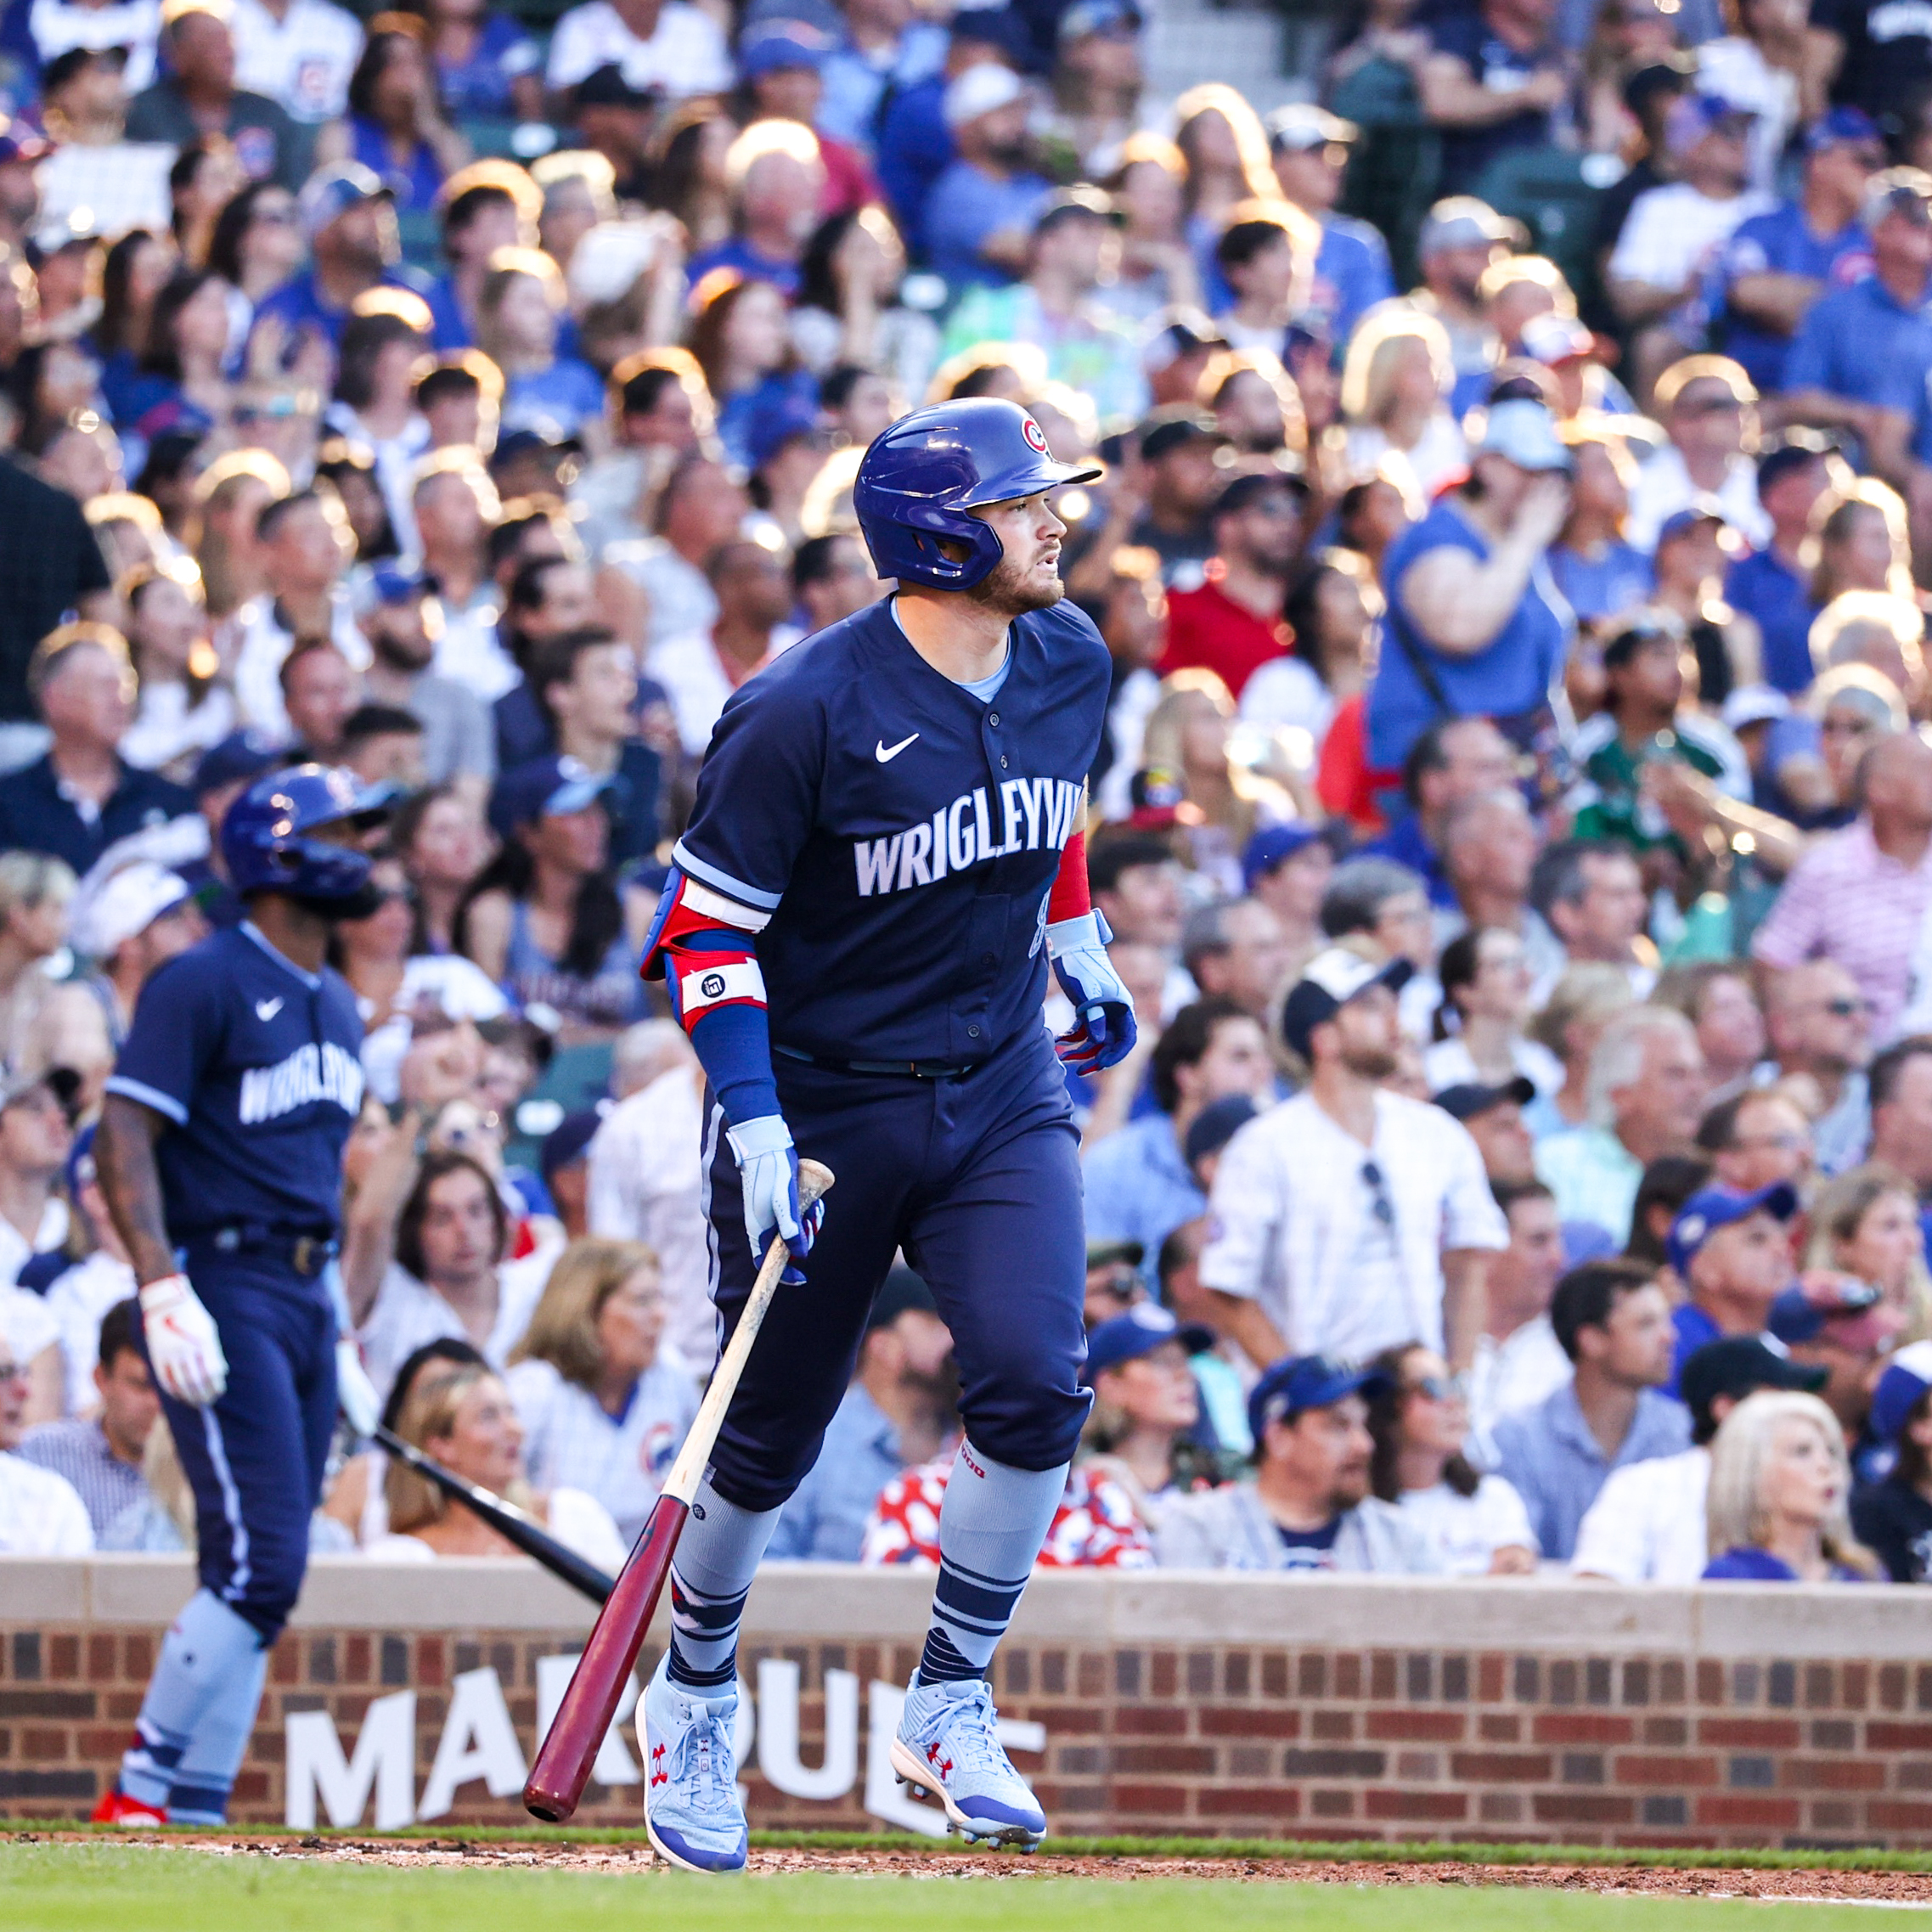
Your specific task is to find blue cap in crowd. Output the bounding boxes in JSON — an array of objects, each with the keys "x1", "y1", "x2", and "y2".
[
  {"x1": 1083, "y1": 1302, "x2": 1213, "y2": 1383},
  {"x1": 1241, "y1": 821, "x2": 1325, "y2": 893},
  {"x1": 1655, "y1": 503, "x2": 1728, "y2": 549},
  {"x1": 540, "y1": 1107, "x2": 605, "y2": 1181},
  {"x1": 488, "y1": 754, "x2": 614, "y2": 841},
  {"x1": 299, "y1": 160, "x2": 391, "y2": 239},
  {"x1": 1806, "y1": 104, "x2": 1882, "y2": 154},
  {"x1": 1871, "y1": 1340, "x2": 1932, "y2": 1444},
  {"x1": 1248, "y1": 1355, "x2": 1392, "y2": 1445},
  {"x1": 192, "y1": 728, "x2": 284, "y2": 798},
  {"x1": 1473, "y1": 398, "x2": 1572, "y2": 474},
  {"x1": 1183, "y1": 1092, "x2": 1257, "y2": 1169},
  {"x1": 1667, "y1": 1180, "x2": 1799, "y2": 1276},
  {"x1": 365, "y1": 562, "x2": 432, "y2": 606},
  {"x1": 739, "y1": 20, "x2": 831, "y2": 75}
]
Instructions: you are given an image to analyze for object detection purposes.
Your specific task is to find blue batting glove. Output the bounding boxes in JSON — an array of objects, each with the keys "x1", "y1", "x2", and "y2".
[
  {"x1": 726, "y1": 1114, "x2": 822, "y2": 1284},
  {"x1": 1047, "y1": 910, "x2": 1138, "y2": 1073}
]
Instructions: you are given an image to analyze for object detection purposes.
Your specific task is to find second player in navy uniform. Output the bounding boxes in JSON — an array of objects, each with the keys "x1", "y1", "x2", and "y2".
[
  {"x1": 91, "y1": 765, "x2": 391, "y2": 1825},
  {"x1": 635, "y1": 397, "x2": 1138, "y2": 1870}
]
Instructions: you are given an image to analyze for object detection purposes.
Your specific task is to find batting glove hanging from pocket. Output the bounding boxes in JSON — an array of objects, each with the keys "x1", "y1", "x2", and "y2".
[
  {"x1": 1047, "y1": 910, "x2": 1138, "y2": 1073},
  {"x1": 726, "y1": 1115, "x2": 824, "y2": 1284}
]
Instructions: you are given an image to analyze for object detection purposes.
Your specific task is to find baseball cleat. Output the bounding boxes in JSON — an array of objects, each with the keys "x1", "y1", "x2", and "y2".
[
  {"x1": 92, "y1": 1787, "x2": 166, "y2": 1827},
  {"x1": 889, "y1": 1675, "x2": 1046, "y2": 1849},
  {"x1": 639, "y1": 1654, "x2": 747, "y2": 1873}
]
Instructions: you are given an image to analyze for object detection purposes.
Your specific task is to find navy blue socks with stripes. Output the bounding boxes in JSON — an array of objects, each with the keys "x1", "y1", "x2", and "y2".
[{"x1": 664, "y1": 1473, "x2": 781, "y2": 1693}]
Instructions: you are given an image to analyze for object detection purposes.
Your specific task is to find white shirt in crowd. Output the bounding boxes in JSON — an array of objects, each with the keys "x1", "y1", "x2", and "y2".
[
  {"x1": 356, "y1": 1238, "x2": 560, "y2": 1402},
  {"x1": 44, "y1": 1251, "x2": 139, "y2": 1415},
  {"x1": 230, "y1": 0, "x2": 364, "y2": 122},
  {"x1": 358, "y1": 955, "x2": 510, "y2": 1105},
  {"x1": 650, "y1": 624, "x2": 801, "y2": 758},
  {"x1": 1609, "y1": 183, "x2": 1773, "y2": 304},
  {"x1": 430, "y1": 584, "x2": 519, "y2": 702},
  {"x1": 1237, "y1": 653, "x2": 1334, "y2": 751},
  {"x1": 544, "y1": 0, "x2": 731, "y2": 94},
  {"x1": 606, "y1": 538, "x2": 717, "y2": 656},
  {"x1": 0, "y1": 1282, "x2": 59, "y2": 1394},
  {"x1": 37, "y1": 142, "x2": 176, "y2": 241},
  {"x1": 0, "y1": 1449, "x2": 93, "y2": 1553},
  {"x1": 29, "y1": 0, "x2": 160, "y2": 87},
  {"x1": 1343, "y1": 412, "x2": 1468, "y2": 502},
  {"x1": 0, "y1": 1198, "x2": 70, "y2": 1291},
  {"x1": 231, "y1": 590, "x2": 371, "y2": 739},
  {"x1": 364, "y1": 1484, "x2": 627, "y2": 1572},
  {"x1": 1570, "y1": 1443, "x2": 1710, "y2": 1585},
  {"x1": 588, "y1": 1066, "x2": 716, "y2": 1371},
  {"x1": 118, "y1": 679, "x2": 237, "y2": 778},
  {"x1": 1397, "y1": 1473, "x2": 1538, "y2": 1576},
  {"x1": 504, "y1": 1355, "x2": 699, "y2": 1545},
  {"x1": 1200, "y1": 1090, "x2": 1508, "y2": 1360},
  {"x1": 1625, "y1": 444, "x2": 1770, "y2": 554},
  {"x1": 1467, "y1": 1312, "x2": 1571, "y2": 1467},
  {"x1": 1422, "y1": 1034, "x2": 1564, "y2": 1099}
]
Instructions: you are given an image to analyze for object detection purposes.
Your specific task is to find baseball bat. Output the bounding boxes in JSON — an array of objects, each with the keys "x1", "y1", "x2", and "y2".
[
  {"x1": 522, "y1": 1157, "x2": 836, "y2": 1823},
  {"x1": 373, "y1": 1424, "x2": 617, "y2": 1606}
]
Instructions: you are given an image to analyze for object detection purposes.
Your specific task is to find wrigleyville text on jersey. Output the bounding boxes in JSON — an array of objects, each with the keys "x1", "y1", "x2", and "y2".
[{"x1": 852, "y1": 775, "x2": 1086, "y2": 898}]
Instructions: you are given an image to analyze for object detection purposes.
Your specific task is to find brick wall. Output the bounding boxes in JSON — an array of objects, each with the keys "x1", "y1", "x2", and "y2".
[{"x1": 5, "y1": 1559, "x2": 1932, "y2": 1849}]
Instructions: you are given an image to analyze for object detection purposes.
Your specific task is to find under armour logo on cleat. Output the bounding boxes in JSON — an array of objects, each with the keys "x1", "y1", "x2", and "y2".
[
  {"x1": 255, "y1": 997, "x2": 284, "y2": 1021},
  {"x1": 875, "y1": 733, "x2": 919, "y2": 763},
  {"x1": 650, "y1": 1742, "x2": 667, "y2": 1788}
]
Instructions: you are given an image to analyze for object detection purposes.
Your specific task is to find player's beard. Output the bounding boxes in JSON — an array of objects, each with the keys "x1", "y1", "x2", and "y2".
[{"x1": 967, "y1": 546, "x2": 1064, "y2": 617}]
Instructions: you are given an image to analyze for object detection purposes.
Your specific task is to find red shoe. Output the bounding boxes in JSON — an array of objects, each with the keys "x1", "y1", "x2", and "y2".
[{"x1": 93, "y1": 1788, "x2": 166, "y2": 1827}]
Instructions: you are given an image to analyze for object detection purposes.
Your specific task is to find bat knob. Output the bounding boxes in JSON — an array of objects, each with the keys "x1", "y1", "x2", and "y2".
[{"x1": 797, "y1": 1158, "x2": 836, "y2": 1208}]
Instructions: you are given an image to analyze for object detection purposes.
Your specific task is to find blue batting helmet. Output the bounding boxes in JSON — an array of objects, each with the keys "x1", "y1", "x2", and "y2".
[
  {"x1": 853, "y1": 397, "x2": 1102, "y2": 591},
  {"x1": 221, "y1": 764, "x2": 397, "y2": 902}
]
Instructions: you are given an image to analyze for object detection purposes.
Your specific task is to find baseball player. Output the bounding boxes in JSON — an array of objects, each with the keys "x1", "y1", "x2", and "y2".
[
  {"x1": 635, "y1": 397, "x2": 1137, "y2": 1870},
  {"x1": 91, "y1": 765, "x2": 391, "y2": 1825}
]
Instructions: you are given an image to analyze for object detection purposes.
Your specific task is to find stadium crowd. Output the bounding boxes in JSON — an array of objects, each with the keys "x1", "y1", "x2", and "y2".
[{"x1": 10, "y1": 0, "x2": 1932, "y2": 1592}]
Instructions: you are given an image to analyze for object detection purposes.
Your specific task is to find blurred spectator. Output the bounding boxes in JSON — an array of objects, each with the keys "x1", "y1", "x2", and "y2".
[
  {"x1": 1240, "y1": 825, "x2": 1332, "y2": 984},
  {"x1": 1428, "y1": 925, "x2": 1564, "y2": 1097},
  {"x1": 421, "y1": 164, "x2": 534, "y2": 353},
  {"x1": 651, "y1": 537, "x2": 797, "y2": 757},
  {"x1": 925, "y1": 64, "x2": 1048, "y2": 291},
  {"x1": 371, "y1": 1356, "x2": 626, "y2": 1568},
  {"x1": 941, "y1": 190, "x2": 1146, "y2": 426},
  {"x1": 1241, "y1": 549, "x2": 1373, "y2": 748},
  {"x1": 206, "y1": 178, "x2": 306, "y2": 341},
  {"x1": 1341, "y1": 307, "x2": 1464, "y2": 500},
  {"x1": 689, "y1": 117, "x2": 822, "y2": 299},
  {"x1": 356, "y1": 565, "x2": 494, "y2": 789},
  {"x1": 37, "y1": 50, "x2": 177, "y2": 244},
  {"x1": 1852, "y1": 1340, "x2": 1932, "y2": 1579},
  {"x1": 0, "y1": 854, "x2": 76, "y2": 1068},
  {"x1": 1265, "y1": 104, "x2": 1394, "y2": 341},
  {"x1": 688, "y1": 270, "x2": 812, "y2": 473},
  {"x1": 1467, "y1": 1176, "x2": 1572, "y2": 1457},
  {"x1": 1434, "y1": 1078, "x2": 1538, "y2": 1186},
  {"x1": 476, "y1": 248, "x2": 600, "y2": 437},
  {"x1": 231, "y1": 0, "x2": 363, "y2": 127},
  {"x1": 1701, "y1": 1388, "x2": 1878, "y2": 1580},
  {"x1": 119, "y1": 560, "x2": 234, "y2": 779},
  {"x1": 0, "y1": 1337, "x2": 93, "y2": 1552},
  {"x1": 1667, "y1": 1175, "x2": 1809, "y2": 1377},
  {"x1": 1119, "y1": 408, "x2": 1225, "y2": 585},
  {"x1": 1724, "y1": 441, "x2": 1835, "y2": 698},
  {"x1": 1573, "y1": 1332, "x2": 1828, "y2": 1581},
  {"x1": 1083, "y1": 995, "x2": 1273, "y2": 1260},
  {"x1": 232, "y1": 487, "x2": 367, "y2": 735},
  {"x1": 1090, "y1": 831, "x2": 1185, "y2": 955},
  {"x1": 425, "y1": 0, "x2": 540, "y2": 123},
  {"x1": 1366, "y1": 716, "x2": 1516, "y2": 912},
  {"x1": 1317, "y1": 858, "x2": 1435, "y2": 1007},
  {"x1": 1155, "y1": 1354, "x2": 1437, "y2": 1571},
  {"x1": 1158, "y1": 475, "x2": 1300, "y2": 702},
  {"x1": 1697, "y1": 1086, "x2": 1814, "y2": 1194},
  {"x1": 1102, "y1": 138, "x2": 1201, "y2": 323},
  {"x1": 127, "y1": 0, "x2": 303, "y2": 192},
  {"x1": 769, "y1": 1265, "x2": 956, "y2": 1562},
  {"x1": 1653, "y1": 960, "x2": 1766, "y2": 1105},
  {"x1": 1809, "y1": 1164, "x2": 1932, "y2": 1340},
  {"x1": 1408, "y1": 196, "x2": 1515, "y2": 387},
  {"x1": 1201, "y1": 948, "x2": 1506, "y2": 1371},
  {"x1": 1549, "y1": 431, "x2": 1651, "y2": 631},
  {"x1": 251, "y1": 162, "x2": 402, "y2": 354},
  {"x1": 793, "y1": 532, "x2": 882, "y2": 635},
  {"x1": 1625, "y1": 357, "x2": 1769, "y2": 554},
  {"x1": 1492, "y1": 1258, "x2": 1689, "y2": 1561},
  {"x1": 544, "y1": 0, "x2": 730, "y2": 99},
  {"x1": 819, "y1": 0, "x2": 949, "y2": 154},
  {"x1": 462, "y1": 754, "x2": 646, "y2": 1038},
  {"x1": 1770, "y1": 1262, "x2": 1903, "y2": 1438},
  {"x1": 280, "y1": 637, "x2": 357, "y2": 759},
  {"x1": 16, "y1": 1298, "x2": 157, "y2": 1535},
  {"x1": 71, "y1": 858, "x2": 206, "y2": 1043},
  {"x1": 391, "y1": 781, "x2": 491, "y2": 954},
  {"x1": 1529, "y1": 838, "x2": 1653, "y2": 997},
  {"x1": 1182, "y1": 898, "x2": 1293, "y2": 1023},
  {"x1": 1418, "y1": 0, "x2": 1568, "y2": 194},
  {"x1": 1763, "y1": 960, "x2": 1872, "y2": 1174},
  {"x1": 1368, "y1": 401, "x2": 1573, "y2": 781},
  {"x1": 502, "y1": 1236, "x2": 698, "y2": 1542},
  {"x1": 1536, "y1": 1005, "x2": 1705, "y2": 1242},
  {"x1": 0, "y1": 625, "x2": 190, "y2": 873},
  {"x1": 1439, "y1": 784, "x2": 1547, "y2": 954},
  {"x1": 1366, "y1": 1341, "x2": 1537, "y2": 1573},
  {"x1": 1752, "y1": 733, "x2": 1932, "y2": 1045},
  {"x1": 1866, "y1": 1036, "x2": 1932, "y2": 1256},
  {"x1": 1078, "y1": 1303, "x2": 1221, "y2": 1530}
]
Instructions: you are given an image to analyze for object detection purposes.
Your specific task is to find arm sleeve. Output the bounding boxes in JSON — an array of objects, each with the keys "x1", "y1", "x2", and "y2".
[
  {"x1": 1047, "y1": 830, "x2": 1092, "y2": 923},
  {"x1": 103, "y1": 955, "x2": 224, "y2": 1125},
  {"x1": 1749, "y1": 852, "x2": 1824, "y2": 969},
  {"x1": 1441, "y1": 1120, "x2": 1511, "y2": 1251}
]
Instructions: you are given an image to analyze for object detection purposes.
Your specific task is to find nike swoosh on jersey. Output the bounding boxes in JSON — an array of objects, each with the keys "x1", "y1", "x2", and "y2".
[
  {"x1": 256, "y1": 998, "x2": 284, "y2": 1022},
  {"x1": 875, "y1": 733, "x2": 920, "y2": 763}
]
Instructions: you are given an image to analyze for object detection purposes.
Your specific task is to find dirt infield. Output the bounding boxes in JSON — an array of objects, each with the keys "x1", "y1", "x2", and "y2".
[{"x1": 20, "y1": 1832, "x2": 1932, "y2": 1902}]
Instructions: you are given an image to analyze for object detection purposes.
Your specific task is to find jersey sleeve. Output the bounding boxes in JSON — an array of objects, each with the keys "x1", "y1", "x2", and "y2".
[
  {"x1": 104, "y1": 955, "x2": 226, "y2": 1126},
  {"x1": 670, "y1": 670, "x2": 827, "y2": 915}
]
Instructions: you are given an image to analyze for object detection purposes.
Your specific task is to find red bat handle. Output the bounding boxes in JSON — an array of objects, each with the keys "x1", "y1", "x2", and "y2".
[{"x1": 523, "y1": 1491, "x2": 688, "y2": 1822}]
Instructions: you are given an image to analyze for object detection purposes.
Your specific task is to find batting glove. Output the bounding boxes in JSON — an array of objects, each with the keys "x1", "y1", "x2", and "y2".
[
  {"x1": 139, "y1": 1274, "x2": 228, "y2": 1406},
  {"x1": 727, "y1": 1114, "x2": 823, "y2": 1284},
  {"x1": 1047, "y1": 910, "x2": 1138, "y2": 1073},
  {"x1": 335, "y1": 1337, "x2": 381, "y2": 1439}
]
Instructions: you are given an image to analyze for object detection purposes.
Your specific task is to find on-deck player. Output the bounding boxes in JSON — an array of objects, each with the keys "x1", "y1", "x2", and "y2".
[
  {"x1": 636, "y1": 397, "x2": 1138, "y2": 1871},
  {"x1": 91, "y1": 765, "x2": 390, "y2": 1825}
]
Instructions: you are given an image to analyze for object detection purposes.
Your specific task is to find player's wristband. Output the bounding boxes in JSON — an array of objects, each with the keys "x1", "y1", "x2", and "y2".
[
  {"x1": 138, "y1": 1273, "x2": 195, "y2": 1315},
  {"x1": 1045, "y1": 909, "x2": 1112, "y2": 959}
]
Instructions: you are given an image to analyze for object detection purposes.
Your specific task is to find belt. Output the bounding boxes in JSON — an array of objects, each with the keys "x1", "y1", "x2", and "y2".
[
  {"x1": 774, "y1": 1043, "x2": 981, "y2": 1081},
  {"x1": 183, "y1": 1226, "x2": 340, "y2": 1277}
]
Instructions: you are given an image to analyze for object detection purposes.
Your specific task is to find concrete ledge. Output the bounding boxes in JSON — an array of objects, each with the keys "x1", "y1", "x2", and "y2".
[{"x1": 0, "y1": 1557, "x2": 1915, "y2": 1653}]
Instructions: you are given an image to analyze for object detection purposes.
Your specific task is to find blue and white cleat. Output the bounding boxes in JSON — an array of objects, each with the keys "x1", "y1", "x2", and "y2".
[
  {"x1": 889, "y1": 1676, "x2": 1047, "y2": 1850},
  {"x1": 639, "y1": 1653, "x2": 748, "y2": 1873}
]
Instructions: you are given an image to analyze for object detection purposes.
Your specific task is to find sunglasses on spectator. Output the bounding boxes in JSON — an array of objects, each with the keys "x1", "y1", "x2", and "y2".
[
  {"x1": 1405, "y1": 1374, "x2": 1457, "y2": 1402},
  {"x1": 0, "y1": 1358, "x2": 24, "y2": 1383},
  {"x1": 1813, "y1": 995, "x2": 1869, "y2": 1016},
  {"x1": 253, "y1": 204, "x2": 297, "y2": 226},
  {"x1": 1361, "y1": 1160, "x2": 1395, "y2": 1231},
  {"x1": 1092, "y1": 1265, "x2": 1140, "y2": 1299}
]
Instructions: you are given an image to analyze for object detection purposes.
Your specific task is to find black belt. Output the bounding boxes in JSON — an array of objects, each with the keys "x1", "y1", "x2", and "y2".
[
  {"x1": 774, "y1": 1044, "x2": 981, "y2": 1080},
  {"x1": 183, "y1": 1226, "x2": 340, "y2": 1277}
]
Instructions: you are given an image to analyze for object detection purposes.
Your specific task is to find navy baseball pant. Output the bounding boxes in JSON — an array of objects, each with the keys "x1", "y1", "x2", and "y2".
[
  {"x1": 701, "y1": 1025, "x2": 1091, "y2": 1514},
  {"x1": 147, "y1": 1259, "x2": 338, "y2": 1642}
]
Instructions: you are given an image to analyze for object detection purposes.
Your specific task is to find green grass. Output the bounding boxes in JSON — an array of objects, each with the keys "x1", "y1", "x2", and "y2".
[
  {"x1": 38, "y1": 1821, "x2": 1932, "y2": 1874},
  {"x1": 0, "y1": 1843, "x2": 1906, "y2": 1932}
]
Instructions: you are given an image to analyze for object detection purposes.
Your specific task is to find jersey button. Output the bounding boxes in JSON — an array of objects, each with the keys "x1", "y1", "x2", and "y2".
[
  {"x1": 982, "y1": 951, "x2": 996, "y2": 966},
  {"x1": 1000, "y1": 755, "x2": 1010, "y2": 769},
  {"x1": 966, "y1": 1025, "x2": 982, "y2": 1039},
  {"x1": 988, "y1": 713, "x2": 1000, "y2": 728}
]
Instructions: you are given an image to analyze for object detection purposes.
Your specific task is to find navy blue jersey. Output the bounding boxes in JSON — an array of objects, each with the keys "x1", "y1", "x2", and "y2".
[
  {"x1": 673, "y1": 597, "x2": 1111, "y2": 1065},
  {"x1": 105, "y1": 923, "x2": 365, "y2": 1242}
]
